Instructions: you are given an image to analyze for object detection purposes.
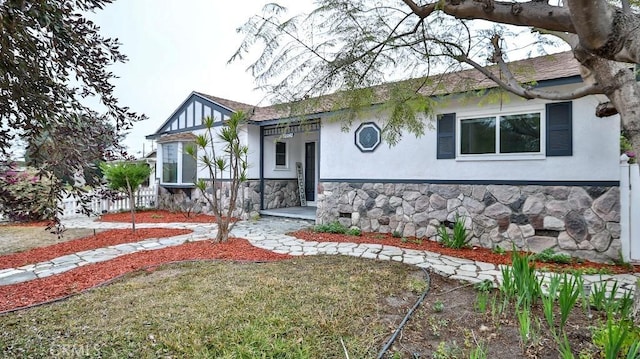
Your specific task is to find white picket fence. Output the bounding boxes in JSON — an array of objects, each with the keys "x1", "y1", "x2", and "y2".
[
  {"x1": 620, "y1": 155, "x2": 640, "y2": 261},
  {"x1": 59, "y1": 186, "x2": 158, "y2": 219}
]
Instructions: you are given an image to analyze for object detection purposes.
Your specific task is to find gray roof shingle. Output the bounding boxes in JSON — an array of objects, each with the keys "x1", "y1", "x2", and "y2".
[{"x1": 196, "y1": 51, "x2": 581, "y2": 123}]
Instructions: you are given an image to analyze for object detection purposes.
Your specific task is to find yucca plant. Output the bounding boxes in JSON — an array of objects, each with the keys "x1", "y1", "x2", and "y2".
[
  {"x1": 186, "y1": 112, "x2": 249, "y2": 242},
  {"x1": 438, "y1": 213, "x2": 471, "y2": 249}
]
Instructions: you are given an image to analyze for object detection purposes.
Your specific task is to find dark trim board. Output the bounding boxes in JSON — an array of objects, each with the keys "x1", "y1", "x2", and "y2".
[
  {"x1": 146, "y1": 122, "x2": 225, "y2": 140},
  {"x1": 263, "y1": 178, "x2": 299, "y2": 181},
  {"x1": 189, "y1": 178, "x2": 261, "y2": 182},
  {"x1": 159, "y1": 184, "x2": 197, "y2": 189},
  {"x1": 146, "y1": 93, "x2": 234, "y2": 139},
  {"x1": 319, "y1": 178, "x2": 619, "y2": 187}
]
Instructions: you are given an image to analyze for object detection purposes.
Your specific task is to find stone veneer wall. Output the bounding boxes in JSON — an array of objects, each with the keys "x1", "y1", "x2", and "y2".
[
  {"x1": 317, "y1": 182, "x2": 621, "y2": 263},
  {"x1": 263, "y1": 179, "x2": 300, "y2": 209},
  {"x1": 157, "y1": 178, "x2": 301, "y2": 218},
  {"x1": 158, "y1": 180, "x2": 261, "y2": 219}
]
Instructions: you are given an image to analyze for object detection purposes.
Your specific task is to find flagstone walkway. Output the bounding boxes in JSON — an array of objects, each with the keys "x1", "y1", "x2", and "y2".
[{"x1": 1, "y1": 217, "x2": 638, "y2": 298}]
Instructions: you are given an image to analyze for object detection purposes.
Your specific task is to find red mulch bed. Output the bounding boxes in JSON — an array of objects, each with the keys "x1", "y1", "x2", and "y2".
[
  {"x1": 0, "y1": 228, "x2": 192, "y2": 270},
  {"x1": 289, "y1": 229, "x2": 640, "y2": 274},
  {"x1": 99, "y1": 210, "x2": 220, "y2": 223},
  {"x1": 0, "y1": 239, "x2": 291, "y2": 313}
]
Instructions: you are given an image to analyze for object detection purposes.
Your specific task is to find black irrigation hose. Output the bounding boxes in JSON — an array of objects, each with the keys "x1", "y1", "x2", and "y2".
[
  {"x1": 377, "y1": 268, "x2": 431, "y2": 359},
  {"x1": 0, "y1": 258, "x2": 276, "y2": 316}
]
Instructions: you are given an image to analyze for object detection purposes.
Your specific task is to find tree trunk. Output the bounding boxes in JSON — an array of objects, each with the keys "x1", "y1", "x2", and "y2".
[
  {"x1": 216, "y1": 218, "x2": 229, "y2": 242},
  {"x1": 126, "y1": 177, "x2": 136, "y2": 233}
]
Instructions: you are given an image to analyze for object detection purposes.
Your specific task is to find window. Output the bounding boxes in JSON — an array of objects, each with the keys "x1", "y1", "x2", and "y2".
[
  {"x1": 162, "y1": 142, "x2": 197, "y2": 184},
  {"x1": 460, "y1": 112, "x2": 541, "y2": 155},
  {"x1": 436, "y1": 102, "x2": 572, "y2": 160},
  {"x1": 275, "y1": 142, "x2": 287, "y2": 167},
  {"x1": 162, "y1": 143, "x2": 178, "y2": 183},
  {"x1": 181, "y1": 143, "x2": 197, "y2": 183},
  {"x1": 354, "y1": 122, "x2": 381, "y2": 152}
]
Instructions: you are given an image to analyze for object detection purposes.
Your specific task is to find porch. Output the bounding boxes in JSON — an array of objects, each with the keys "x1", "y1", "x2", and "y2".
[{"x1": 259, "y1": 206, "x2": 317, "y2": 221}]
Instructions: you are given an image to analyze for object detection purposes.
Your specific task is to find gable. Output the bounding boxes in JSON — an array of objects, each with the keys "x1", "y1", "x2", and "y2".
[{"x1": 152, "y1": 93, "x2": 235, "y2": 136}]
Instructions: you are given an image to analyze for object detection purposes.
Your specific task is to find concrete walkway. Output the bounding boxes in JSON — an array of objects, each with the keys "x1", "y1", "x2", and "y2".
[{"x1": 1, "y1": 217, "x2": 638, "y2": 298}]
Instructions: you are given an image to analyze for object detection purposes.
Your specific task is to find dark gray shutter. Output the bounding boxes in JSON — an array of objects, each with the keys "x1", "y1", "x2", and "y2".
[
  {"x1": 437, "y1": 113, "x2": 456, "y2": 159},
  {"x1": 546, "y1": 102, "x2": 572, "y2": 156}
]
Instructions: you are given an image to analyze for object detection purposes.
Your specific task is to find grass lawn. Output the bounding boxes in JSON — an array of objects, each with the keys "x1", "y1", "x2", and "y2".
[
  {"x1": 0, "y1": 226, "x2": 102, "y2": 255},
  {"x1": 0, "y1": 256, "x2": 423, "y2": 358}
]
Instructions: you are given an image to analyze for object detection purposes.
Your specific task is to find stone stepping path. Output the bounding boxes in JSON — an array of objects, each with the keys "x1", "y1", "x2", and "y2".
[{"x1": 0, "y1": 217, "x2": 638, "y2": 299}]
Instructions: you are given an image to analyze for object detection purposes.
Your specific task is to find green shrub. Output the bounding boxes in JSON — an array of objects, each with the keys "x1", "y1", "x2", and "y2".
[
  {"x1": 346, "y1": 227, "x2": 362, "y2": 236},
  {"x1": 533, "y1": 248, "x2": 573, "y2": 264},
  {"x1": 0, "y1": 165, "x2": 56, "y2": 222},
  {"x1": 492, "y1": 245, "x2": 506, "y2": 255},
  {"x1": 592, "y1": 318, "x2": 640, "y2": 359},
  {"x1": 314, "y1": 221, "x2": 348, "y2": 234}
]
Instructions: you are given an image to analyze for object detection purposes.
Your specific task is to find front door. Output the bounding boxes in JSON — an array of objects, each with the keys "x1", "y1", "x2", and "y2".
[{"x1": 304, "y1": 142, "x2": 316, "y2": 202}]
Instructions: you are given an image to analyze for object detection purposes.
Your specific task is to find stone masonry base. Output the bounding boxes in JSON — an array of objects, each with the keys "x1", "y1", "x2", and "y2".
[{"x1": 317, "y1": 182, "x2": 621, "y2": 263}]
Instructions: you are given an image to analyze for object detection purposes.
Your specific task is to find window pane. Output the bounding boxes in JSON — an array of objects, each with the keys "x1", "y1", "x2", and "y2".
[
  {"x1": 500, "y1": 113, "x2": 541, "y2": 153},
  {"x1": 162, "y1": 143, "x2": 178, "y2": 183},
  {"x1": 461, "y1": 117, "x2": 496, "y2": 154},
  {"x1": 182, "y1": 143, "x2": 197, "y2": 183},
  {"x1": 275, "y1": 142, "x2": 286, "y2": 166}
]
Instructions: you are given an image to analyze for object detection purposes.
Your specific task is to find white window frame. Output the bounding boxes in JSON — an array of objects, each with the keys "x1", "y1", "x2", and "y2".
[
  {"x1": 160, "y1": 142, "x2": 198, "y2": 185},
  {"x1": 456, "y1": 107, "x2": 546, "y2": 161}
]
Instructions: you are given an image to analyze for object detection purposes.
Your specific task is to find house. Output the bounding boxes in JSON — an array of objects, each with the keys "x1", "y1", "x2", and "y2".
[{"x1": 146, "y1": 52, "x2": 628, "y2": 263}]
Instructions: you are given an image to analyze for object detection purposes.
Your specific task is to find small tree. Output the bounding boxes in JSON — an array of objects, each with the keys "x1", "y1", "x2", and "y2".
[
  {"x1": 186, "y1": 112, "x2": 249, "y2": 242},
  {"x1": 100, "y1": 162, "x2": 151, "y2": 233}
]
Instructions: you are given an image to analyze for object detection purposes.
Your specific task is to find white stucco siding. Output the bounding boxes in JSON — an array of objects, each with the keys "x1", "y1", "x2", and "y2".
[
  {"x1": 155, "y1": 144, "x2": 163, "y2": 182},
  {"x1": 320, "y1": 91, "x2": 620, "y2": 182},
  {"x1": 246, "y1": 125, "x2": 261, "y2": 179},
  {"x1": 263, "y1": 131, "x2": 319, "y2": 179},
  {"x1": 192, "y1": 125, "x2": 249, "y2": 180}
]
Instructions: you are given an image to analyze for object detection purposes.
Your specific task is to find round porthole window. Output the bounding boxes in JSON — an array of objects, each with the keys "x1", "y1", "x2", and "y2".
[{"x1": 355, "y1": 122, "x2": 381, "y2": 152}]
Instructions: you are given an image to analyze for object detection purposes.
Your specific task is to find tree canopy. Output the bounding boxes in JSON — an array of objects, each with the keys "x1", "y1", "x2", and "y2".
[
  {"x1": 0, "y1": 0, "x2": 144, "y2": 219},
  {"x1": 100, "y1": 162, "x2": 151, "y2": 232},
  {"x1": 232, "y1": 0, "x2": 640, "y2": 154}
]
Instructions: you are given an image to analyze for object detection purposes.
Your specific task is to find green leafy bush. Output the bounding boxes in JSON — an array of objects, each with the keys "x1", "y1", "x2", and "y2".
[
  {"x1": 592, "y1": 318, "x2": 640, "y2": 359},
  {"x1": 0, "y1": 165, "x2": 56, "y2": 222},
  {"x1": 346, "y1": 227, "x2": 362, "y2": 236},
  {"x1": 533, "y1": 248, "x2": 573, "y2": 264},
  {"x1": 314, "y1": 221, "x2": 361, "y2": 236},
  {"x1": 314, "y1": 221, "x2": 348, "y2": 234}
]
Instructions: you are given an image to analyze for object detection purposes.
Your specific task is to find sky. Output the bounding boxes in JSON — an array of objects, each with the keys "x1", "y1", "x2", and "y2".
[
  {"x1": 88, "y1": 1, "x2": 565, "y2": 158},
  {"x1": 89, "y1": 1, "x2": 313, "y2": 157}
]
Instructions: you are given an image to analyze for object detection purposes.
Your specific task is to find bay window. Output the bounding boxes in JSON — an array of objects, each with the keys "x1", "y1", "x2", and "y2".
[{"x1": 161, "y1": 142, "x2": 196, "y2": 184}]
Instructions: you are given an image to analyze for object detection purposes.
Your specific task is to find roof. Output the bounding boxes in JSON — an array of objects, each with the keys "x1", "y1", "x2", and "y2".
[
  {"x1": 247, "y1": 51, "x2": 582, "y2": 122},
  {"x1": 193, "y1": 92, "x2": 256, "y2": 113},
  {"x1": 156, "y1": 132, "x2": 197, "y2": 144},
  {"x1": 156, "y1": 51, "x2": 582, "y2": 129}
]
